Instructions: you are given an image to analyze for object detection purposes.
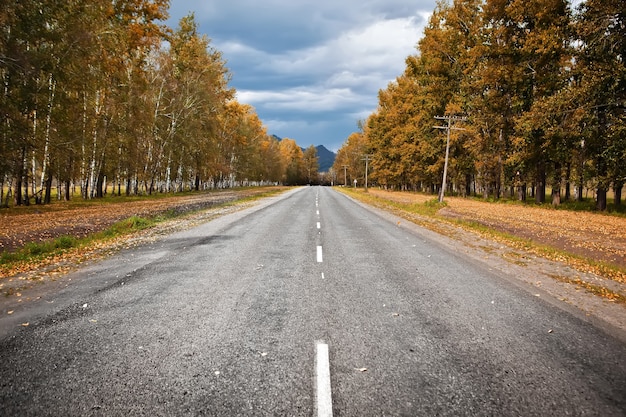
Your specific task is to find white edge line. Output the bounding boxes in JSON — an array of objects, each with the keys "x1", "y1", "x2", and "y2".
[{"x1": 316, "y1": 342, "x2": 333, "y2": 417}]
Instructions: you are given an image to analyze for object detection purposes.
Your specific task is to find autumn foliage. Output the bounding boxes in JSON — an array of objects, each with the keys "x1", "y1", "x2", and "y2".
[
  {"x1": 0, "y1": 1, "x2": 319, "y2": 208},
  {"x1": 335, "y1": 0, "x2": 625, "y2": 211}
]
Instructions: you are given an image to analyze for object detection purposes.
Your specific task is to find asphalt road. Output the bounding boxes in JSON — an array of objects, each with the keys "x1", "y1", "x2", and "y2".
[{"x1": 1, "y1": 186, "x2": 625, "y2": 416}]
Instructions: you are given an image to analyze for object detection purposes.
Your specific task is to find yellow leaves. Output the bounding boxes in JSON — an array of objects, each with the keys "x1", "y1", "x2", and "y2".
[{"x1": 363, "y1": 188, "x2": 626, "y2": 288}]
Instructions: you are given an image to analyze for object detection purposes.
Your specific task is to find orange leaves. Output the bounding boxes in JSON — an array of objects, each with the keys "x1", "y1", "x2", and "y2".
[{"x1": 368, "y1": 189, "x2": 626, "y2": 278}]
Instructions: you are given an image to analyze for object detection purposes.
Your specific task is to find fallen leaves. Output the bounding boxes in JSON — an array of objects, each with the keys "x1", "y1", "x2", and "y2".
[
  {"x1": 366, "y1": 189, "x2": 626, "y2": 286},
  {"x1": 0, "y1": 189, "x2": 284, "y2": 292},
  {"x1": 548, "y1": 274, "x2": 625, "y2": 303},
  {"x1": 0, "y1": 189, "x2": 282, "y2": 254}
]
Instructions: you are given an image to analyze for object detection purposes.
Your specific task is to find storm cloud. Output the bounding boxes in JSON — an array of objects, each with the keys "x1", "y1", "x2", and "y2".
[{"x1": 167, "y1": 0, "x2": 436, "y2": 151}]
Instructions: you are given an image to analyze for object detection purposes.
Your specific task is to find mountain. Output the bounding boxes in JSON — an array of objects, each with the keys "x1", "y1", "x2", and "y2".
[
  {"x1": 315, "y1": 145, "x2": 336, "y2": 173},
  {"x1": 271, "y1": 135, "x2": 336, "y2": 173}
]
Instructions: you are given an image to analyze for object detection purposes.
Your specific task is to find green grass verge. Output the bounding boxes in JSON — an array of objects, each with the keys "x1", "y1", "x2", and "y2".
[
  {"x1": 0, "y1": 216, "x2": 154, "y2": 266},
  {"x1": 0, "y1": 235, "x2": 79, "y2": 263}
]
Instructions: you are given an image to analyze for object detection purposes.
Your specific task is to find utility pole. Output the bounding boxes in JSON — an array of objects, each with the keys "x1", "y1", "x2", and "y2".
[
  {"x1": 362, "y1": 154, "x2": 373, "y2": 192},
  {"x1": 342, "y1": 165, "x2": 348, "y2": 187},
  {"x1": 433, "y1": 115, "x2": 466, "y2": 203}
]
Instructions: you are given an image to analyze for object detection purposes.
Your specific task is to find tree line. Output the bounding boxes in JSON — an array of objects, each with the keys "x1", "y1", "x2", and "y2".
[
  {"x1": 1, "y1": 0, "x2": 319, "y2": 207},
  {"x1": 333, "y1": 0, "x2": 624, "y2": 210}
]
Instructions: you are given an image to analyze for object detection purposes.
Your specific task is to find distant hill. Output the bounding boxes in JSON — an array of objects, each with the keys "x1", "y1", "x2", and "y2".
[
  {"x1": 270, "y1": 135, "x2": 336, "y2": 173},
  {"x1": 315, "y1": 145, "x2": 335, "y2": 172}
]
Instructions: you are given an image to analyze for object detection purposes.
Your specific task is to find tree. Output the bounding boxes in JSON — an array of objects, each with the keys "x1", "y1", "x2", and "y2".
[
  {"x1": 333, "y1": 131, "x2": 368, "y2": 187},
  {"x1": 507, "y1": 0, "x2": 572, "y2": 205},
  {"x1": 366, "y1": 0, "x2": 481, "y2": 193},
  {"x1": 571, "y1": 0, "x2": 626, "y2": 210},
  {"x1": 302, "y1": 145, "x2": 320, "y2": 184},
  {"x1": 279, "y1": 138, "x2": 305, "y2": 185},
  {"x1": 1, "y1": 1, "x2": 281, "y2": 206}
]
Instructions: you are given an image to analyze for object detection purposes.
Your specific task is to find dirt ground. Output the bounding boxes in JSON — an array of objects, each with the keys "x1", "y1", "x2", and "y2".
[
  {"x1": 0, "y1": 188, "x2": 279, "y2": 253},
  {"x1": 366, "y1": 189, "x2": 626, "y2": 271}
]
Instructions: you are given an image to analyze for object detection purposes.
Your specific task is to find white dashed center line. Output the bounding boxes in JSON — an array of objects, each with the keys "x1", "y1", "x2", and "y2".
[
  {"x1": 317, "y1": 246, "x2": 323, "y2": 263},
  {"x1": 316, "y1": 342, "x2": 333, "y2": 417},
  {"x1": 317, "y1": 222, "x2": 321, "y2": 229}
]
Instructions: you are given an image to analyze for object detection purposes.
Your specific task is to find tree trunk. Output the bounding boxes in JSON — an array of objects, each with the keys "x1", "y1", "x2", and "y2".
[
  {"x1": 535, "y1": 162, "x2": 546, "y2": 204},
  {"x1": 96, "y1": 172, "x2": 105, "y2": 198},
  {"x1": 22, "y1": 168, "x2": 30, "y2": 206},
  {"x1": 614, "y1": 182, "x2": 623, "y2": 206},
  {"x1": 81, "y1": 91, "x2": 89, "y2": 199},
  {"x1": 518, "y1": 183, "x2": 526, "y2": 201},
  {"x1": 39, "y1": 74, "x2": 55, "y2": 202},
  {"x1": 14, "y1": 146, "x2": 27, "y2": 206},
  {"x1": 551, "y1": 187, "x2": 561, "y2": 206},
  {"x1": 2, "y1": 178, "x2": 12, "y2": 208},
  {"x1": 564, "y1": 162, "x2": 571, "y2": 202},
  {"x1": 596, "y1": 187, "x2": 607, "y2": 211},
  {"x1": 552, "y1": 162, "x2": 562, "y2": 206},
  {"x1": 64, "y1": 179, "x2": 71, "y2": 201},
  {"x1": 44, "y1": 171, "x2": 53, "y2": 204}
]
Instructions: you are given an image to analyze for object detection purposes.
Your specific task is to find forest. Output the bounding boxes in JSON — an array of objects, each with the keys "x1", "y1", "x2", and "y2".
[
  {"x1": 1, "y1": 1, "x2": 320, "y2": 207},
  {"x1": 333, "y1": 0, "x2": 625, "y2": 211}
]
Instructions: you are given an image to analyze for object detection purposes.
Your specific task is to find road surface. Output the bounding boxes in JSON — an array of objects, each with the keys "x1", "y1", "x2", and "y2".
[{"x1": 1, "y1": 186, "x2": 625, "y2": 416}]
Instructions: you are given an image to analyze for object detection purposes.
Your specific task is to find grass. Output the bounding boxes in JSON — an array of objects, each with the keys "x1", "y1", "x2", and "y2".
[
  {"x1": 0, "y1": 216, "x2": 153, "y2": 267},
  {"x1": 0, "y1": 235, "x2": 79, "y2": 264}
]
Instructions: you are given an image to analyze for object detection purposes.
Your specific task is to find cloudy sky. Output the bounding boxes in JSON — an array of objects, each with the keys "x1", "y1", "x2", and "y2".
[{"x1": 166, "y1": 1, "x2": 437, "y2": 151}]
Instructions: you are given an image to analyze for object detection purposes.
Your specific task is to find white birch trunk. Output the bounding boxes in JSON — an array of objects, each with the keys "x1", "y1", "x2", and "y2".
[
  {"x1": 40, "y1": 74, "x2": 55, "y2": 193},
  {"x1": 88, "y1": 90, "x2": 101, "y2": 199},
  {"x1": 31, "y1": 105, "x2": 37, "y2": 198},
  {"x1": 165, "y1": 150, "x2": 172, "y2": 192},
  {"x1": 81, "y1": 92, "x2": 88, "y2": 198}
]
